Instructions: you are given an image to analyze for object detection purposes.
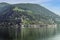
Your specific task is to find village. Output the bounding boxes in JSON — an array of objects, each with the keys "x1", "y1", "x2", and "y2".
[{"x1": 21, "y1": 23, "x2": 57, "y2": 28}]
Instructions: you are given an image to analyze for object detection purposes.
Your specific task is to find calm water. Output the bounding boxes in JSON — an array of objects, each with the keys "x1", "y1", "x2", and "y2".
[
  {"x1": 44, "y1": 34, "x2": 60, "y2": 40},
  {"x1": 21, "y1": 27, "x2": 60, "y2": 40}
]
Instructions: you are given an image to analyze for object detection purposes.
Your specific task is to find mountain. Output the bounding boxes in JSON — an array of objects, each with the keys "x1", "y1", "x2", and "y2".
[{"x1": 0, "y1": 3, "x2": 60, "y2": 24}]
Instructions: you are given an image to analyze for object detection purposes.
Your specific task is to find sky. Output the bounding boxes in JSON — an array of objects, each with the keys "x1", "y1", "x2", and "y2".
[{"x1": 0, "y1": 0, "x2": 60, "y2": 16}]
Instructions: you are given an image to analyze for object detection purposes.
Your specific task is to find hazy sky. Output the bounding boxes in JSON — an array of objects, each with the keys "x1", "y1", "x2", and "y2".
[{"x1": 0, "y1": 0, "x2": 60, "y2": 15}]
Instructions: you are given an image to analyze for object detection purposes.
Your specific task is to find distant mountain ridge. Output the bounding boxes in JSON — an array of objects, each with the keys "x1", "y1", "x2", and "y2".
[{"x1": 0, "y1": 3, "x2": 60, "y2": 24}]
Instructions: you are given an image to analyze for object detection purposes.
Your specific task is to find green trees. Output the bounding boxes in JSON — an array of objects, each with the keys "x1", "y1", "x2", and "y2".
[{"x1": 13, "y1": 7, "x2": 32, "y2": 24}]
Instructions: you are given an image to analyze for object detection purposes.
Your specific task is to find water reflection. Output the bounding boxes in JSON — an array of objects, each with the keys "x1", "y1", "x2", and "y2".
[
  {"x1": 21, "y1": 27, "x2": 57, "y2": 40},
  {"x1": 44, "y1": 34, "x2": 60, "y2": 40}
]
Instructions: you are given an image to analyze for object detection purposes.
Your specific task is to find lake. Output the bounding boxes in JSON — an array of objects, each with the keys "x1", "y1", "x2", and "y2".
[
  {"x1": 43, "y1": 34, "x2": 60, "y2": 40},
  {"x1": 21, "y1": 27, "x2": 60, "y2": 40}
]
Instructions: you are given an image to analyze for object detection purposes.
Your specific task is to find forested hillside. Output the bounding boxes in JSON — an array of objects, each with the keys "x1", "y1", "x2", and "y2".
[{"x1": 0, "y1": 3, "x2": 60, "y2": 24}]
